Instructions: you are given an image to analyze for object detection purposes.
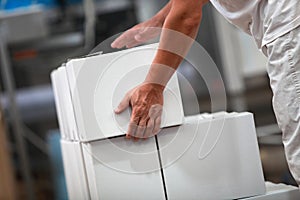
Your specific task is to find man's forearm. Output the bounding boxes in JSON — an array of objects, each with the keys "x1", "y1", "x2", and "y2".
[{"x1": 145, "y1": 0, "x2": 207, "y2": 86}]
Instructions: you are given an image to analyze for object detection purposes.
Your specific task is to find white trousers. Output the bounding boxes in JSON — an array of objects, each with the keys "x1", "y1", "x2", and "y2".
[{"x1": 265, "y1": 26, "x2": 300, "y2": 185}]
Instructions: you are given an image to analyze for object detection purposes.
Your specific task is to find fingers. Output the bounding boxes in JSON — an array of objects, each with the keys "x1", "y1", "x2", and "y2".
[
  {"x1": 148, "y1": 104, "x2": 163, "y2": 118},
  {"x1": 150, "y1": 105, "x2": 162, "y2": 137},
  {"x1": 111, "y1": 29, "x2": 139, "y2": 49},
  {"x1": 135, "y1": 116, "x2": 148, "y2": 138},
  {"x1": 126, "y1": 28, "x2": 157, "y2": 48},
  {"x1": 111, "y1": 26, "x2": 159, "y2": 49},
  {"x1": 135, "y1": 27, "x2": 159, "y2": 42},
  {"x1": 126, "y1": 112, "x2": 139, "y2": 139},
  {"x1": 144, "y1": 105, "x2": 163, "y2": 138},
  {"x1": 111, "y1": 34, "x2": 129, "y2": 49},
  {"x1": 116, "y1": 83, "x2": 164, "y2": 141},
  {"x1": 125, "y1": 40, "x2": 141, "y2": 49},
  {"x1": 124, "y1": 40, "x2": 139, "y2": 49},
  {"x1": 126, "y1": 122, "x2": 137, "y2": 139},
  {"x1": 144, "y1": 118, "x2": 154, "y2": 139},
  {"x1": 135, "y1": 126, "x2": 146, "y2": 140},
  {"x1": 111, "y1": 31, "x2": 130, "y2": 49},
  {"x1": 142, "y1": 116, "x2": 161, "y2": 139},
  {"x1": 114, "y1": 94, "x2": 130, "y2": 114},
  {"x1": 128, "y1": 105, "x2": 162, "y2": 140},
  {"x1": 134, "y1": 28, "x2": 148, "y2": 42},
  {"x1": 127, "y1": 109, "x2": 148, "y2": 141},
  {"x1": 130, "y1": 116, "x2": 161, "y2": 140}
]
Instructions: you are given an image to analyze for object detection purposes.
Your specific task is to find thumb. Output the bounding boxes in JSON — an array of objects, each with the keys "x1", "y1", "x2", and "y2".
[{"x1": 114, "y1": 95, "x2": 130, "y2": 114}]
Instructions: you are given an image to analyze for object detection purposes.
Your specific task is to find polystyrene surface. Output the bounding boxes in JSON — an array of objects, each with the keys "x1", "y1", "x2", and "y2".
[
  {"x1": 157, "y1": 113, "x2": 266, "y2": 200},
  {"x1": 60, "y1": 140, "x2": 89, "y2": 200},
  {"x1": 66, "y1": 43, "x2": 184, "y2": 141},
  {"x1": 82, "y1": 136, "x2": 165, "y2": 200}
]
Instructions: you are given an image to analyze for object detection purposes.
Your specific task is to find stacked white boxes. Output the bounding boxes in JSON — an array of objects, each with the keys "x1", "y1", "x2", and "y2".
[
  {"x1": 51, "y1": 43, "x2": 292, "y2": 199},
  {"x1": 51, "y1": 43, "x2": 183, "y2": 199}
]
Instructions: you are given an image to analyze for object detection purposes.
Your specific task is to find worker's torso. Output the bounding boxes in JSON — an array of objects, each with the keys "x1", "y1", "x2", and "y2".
[{"x1": 210, "y1": 0, "x2": 300, "y2": 51}]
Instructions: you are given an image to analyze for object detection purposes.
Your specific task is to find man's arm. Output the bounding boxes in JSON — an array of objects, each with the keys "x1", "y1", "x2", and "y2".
[
  {"x1": 145, "y1": 0, "x2": 208, "y2": 86},
  {"x1": 115, "y1": 0, "x2": 209, "y2": 139}
]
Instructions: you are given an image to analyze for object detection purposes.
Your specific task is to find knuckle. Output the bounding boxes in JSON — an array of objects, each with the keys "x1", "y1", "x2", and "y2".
[
  {"x1": 139, "y1": 117, "x2": 149, "y2": 126},
  {"x1": 132, "y1": 117, "x2": 140, "y2": 124},
  {"x1": 134, "y1": 106, "x2": 147, "y2": 115}
]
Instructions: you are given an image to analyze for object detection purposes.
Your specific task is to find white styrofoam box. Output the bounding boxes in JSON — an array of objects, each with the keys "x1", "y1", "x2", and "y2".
[
  {"x1": 58, "y1": 67, "x2": 79, "y2": 141},
  {"x1": 81, "y1": 136, "x2": 165, "y2": 200},
  {"x1": 65, "y1": 43, "x2": 184, "y2": 141},
  {"x1": 157, "y1": 112, "x2": 266, "y2": 200},
  {"x1": 51, "y1": 67, "x2": 78, "y2": 141},
  {"x1": 51, "y1": 69, "x2": 66, "y2": 139},
  {"x1": 244, "y1": 182, "x2": 300, "y2": 200},
  {"x1": 60, "y1": 140, "x2": 90, "y2": 200}
]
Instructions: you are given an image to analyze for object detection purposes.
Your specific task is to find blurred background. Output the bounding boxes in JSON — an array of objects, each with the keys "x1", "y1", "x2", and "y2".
[{"x1": 0, "y1": 0, "x2": 296, "y2": 199}]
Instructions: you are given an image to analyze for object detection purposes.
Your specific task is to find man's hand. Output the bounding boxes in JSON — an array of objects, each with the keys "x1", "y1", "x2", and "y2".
[
  {"x1": 111, "y1": 18, "x2": 163, "y2": 49},
  {"x1": 111, "y1": 1, "x2": 172, "y2": 49},
  {"x1": 114, "y1": 83, "x2": 164, "y2": 140}
]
